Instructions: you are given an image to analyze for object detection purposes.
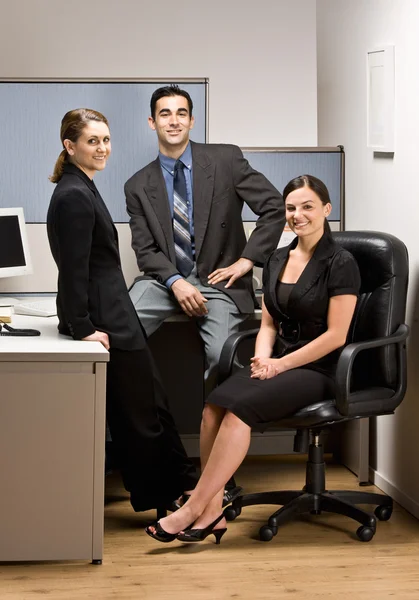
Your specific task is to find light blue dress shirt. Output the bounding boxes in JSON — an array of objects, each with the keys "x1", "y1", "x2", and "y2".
[{"x1": 159, "y1": 143, "x2": 195, "y2": 288}]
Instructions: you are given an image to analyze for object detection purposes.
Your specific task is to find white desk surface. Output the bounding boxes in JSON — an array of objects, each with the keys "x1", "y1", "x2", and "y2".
[
  {"x1": 0, "y1": 315, "x2": 109, "y2": 363},
  {"x1": 0, "y1": 292, "x2": 262, "y2": 362}
]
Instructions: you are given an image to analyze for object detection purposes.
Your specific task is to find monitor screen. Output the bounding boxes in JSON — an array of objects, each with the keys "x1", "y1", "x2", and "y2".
[{"x1": 0, "y1": 207, "x2": 32, "y2": 278}]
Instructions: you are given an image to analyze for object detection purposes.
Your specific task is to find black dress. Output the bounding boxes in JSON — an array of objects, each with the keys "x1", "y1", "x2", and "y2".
[
  {"x1": 208, "y1": 233, "x2": 361, "y2": 431},
  {"x1": 47, "y1": 163, "x2": 198, "y2": 510}
]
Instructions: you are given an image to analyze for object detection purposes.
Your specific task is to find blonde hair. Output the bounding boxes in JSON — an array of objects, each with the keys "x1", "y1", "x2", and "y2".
[{"x1": 49, "y1": 108, "x2": 109, "y2": 183}]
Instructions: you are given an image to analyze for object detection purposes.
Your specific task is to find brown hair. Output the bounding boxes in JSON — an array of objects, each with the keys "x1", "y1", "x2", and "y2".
[{"x1": 49, "y1": 108, "x2": 109, "y2": 183}]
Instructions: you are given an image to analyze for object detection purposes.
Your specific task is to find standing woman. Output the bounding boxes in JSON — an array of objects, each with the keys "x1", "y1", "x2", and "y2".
[{"x1": 47, "y1": 109, "x2": 197, "y2": 513}]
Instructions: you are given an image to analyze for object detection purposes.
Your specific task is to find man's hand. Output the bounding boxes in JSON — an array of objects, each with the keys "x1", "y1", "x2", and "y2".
[
  {"x1": 82, "y1": 330, "x2": 110, "y2": 350},
  {"x1": 171, "y1": 279, "x2": 208, "y2": 317},
  {"x1": 208, "y1": 257, "x2": 254, "y2": 289}
]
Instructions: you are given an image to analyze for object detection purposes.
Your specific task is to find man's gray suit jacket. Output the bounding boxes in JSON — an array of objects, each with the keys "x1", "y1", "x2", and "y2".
[{"x1": 125, "y1": 141, "x2": 285, "y2": 314}]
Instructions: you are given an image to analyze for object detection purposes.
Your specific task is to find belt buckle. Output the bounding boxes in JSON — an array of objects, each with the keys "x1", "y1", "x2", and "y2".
[{"x1": 279, "y1": 320, "x2": 300, "y2": 343}]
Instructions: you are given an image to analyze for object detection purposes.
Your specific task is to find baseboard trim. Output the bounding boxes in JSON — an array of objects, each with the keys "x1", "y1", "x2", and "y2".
[
  {"x1": 369, "y1": 467, "x2": 419, "y2": 520},
  {"x1": 181, "y1": 430, "x2": 296, "y2": 458}
]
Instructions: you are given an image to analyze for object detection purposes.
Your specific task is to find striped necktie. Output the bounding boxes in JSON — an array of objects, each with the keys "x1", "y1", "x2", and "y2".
[{"x1": 173, "y1": 160, "x2": 194, "y2": 277}]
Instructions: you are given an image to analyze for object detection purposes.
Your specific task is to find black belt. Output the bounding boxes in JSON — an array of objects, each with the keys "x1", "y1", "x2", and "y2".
[{"x1": 277, "y1": 319, "x2": 325, "y2": 344}]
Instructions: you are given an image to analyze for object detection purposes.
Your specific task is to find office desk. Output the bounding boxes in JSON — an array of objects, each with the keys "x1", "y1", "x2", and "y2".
[{"x1": 0, "y1": 316, "x2": 108, "y2": 563}]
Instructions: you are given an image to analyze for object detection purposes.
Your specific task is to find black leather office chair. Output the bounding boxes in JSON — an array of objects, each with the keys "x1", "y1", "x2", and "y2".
[{"x1": 219, "y1": 231, "x2": 409, "y2": 542}]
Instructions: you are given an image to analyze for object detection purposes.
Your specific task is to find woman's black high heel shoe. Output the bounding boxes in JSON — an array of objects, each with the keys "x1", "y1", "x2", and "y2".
[
  {"x1": 145, "y1": 521, "x2": 177, "y2": 543},
  {"x1": 176, "y1": 514, "x2": 227, "y2": 544}
]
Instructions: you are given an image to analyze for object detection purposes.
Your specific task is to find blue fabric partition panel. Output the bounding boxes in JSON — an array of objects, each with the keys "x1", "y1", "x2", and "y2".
[
  {"x1": 241, "y1": 149, "x2": 343, "y2": 222},
  {"x1": 0, "y1": 81, "x2": 207, "y2": 223}
]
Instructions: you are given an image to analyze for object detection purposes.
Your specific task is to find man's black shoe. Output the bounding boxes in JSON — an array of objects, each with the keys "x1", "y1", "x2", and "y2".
[{"x1": 168, "y1": 485, "x2": 243, "y2": 512}]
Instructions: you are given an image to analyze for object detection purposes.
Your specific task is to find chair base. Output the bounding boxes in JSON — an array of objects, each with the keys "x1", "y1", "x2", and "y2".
[{"x1": 224, "y1": 435, "x2": 393, "y2": 542}]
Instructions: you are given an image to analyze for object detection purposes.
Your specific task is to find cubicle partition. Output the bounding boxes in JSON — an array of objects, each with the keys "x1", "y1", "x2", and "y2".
[
  {"x1": 241, "y1": 147, "x2": 344, "y2": 290},
  {"x1": 0, "y1": 79, "x2": 208, "y2": 223},
  {"x1": 241, "y1": 147, "x2": 344, "y2": 224},
  {"x1": 0, "y1": 78, "x2": 207, "y2": 293}
]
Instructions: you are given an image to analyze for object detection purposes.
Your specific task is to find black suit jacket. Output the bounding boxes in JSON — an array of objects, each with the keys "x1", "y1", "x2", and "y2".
[
  {"x1": 125, "y1": 142, "x2": 285, "y2": 313},
  {"x1": 262, "y1": 233, "x2": 361, "y2": 375},
  {"x1": 47, "y1": 163, "x2": 145, "y2": 350}
]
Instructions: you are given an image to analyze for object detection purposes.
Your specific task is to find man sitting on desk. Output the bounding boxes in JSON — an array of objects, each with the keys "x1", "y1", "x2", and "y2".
[{"x1": 125, "y1": 85, "x2": 285, "y2": 393}]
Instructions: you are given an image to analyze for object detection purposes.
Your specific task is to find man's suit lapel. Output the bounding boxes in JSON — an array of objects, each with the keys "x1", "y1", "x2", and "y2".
[
  {"x1": 144, "y1": 159, "x2": 176, "y2": 262},
  {"x1": 191, "y1": 142, "x2": 215, "y2": 258}
]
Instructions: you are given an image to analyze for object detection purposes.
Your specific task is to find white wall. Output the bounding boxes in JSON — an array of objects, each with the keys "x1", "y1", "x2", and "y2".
[
  {"x1": 0, "y1": 0, "x2": 317, "y2": 145},
  {"x1": 0, "y1": 0, "x2": 318, "y2": 292},
  {"x1": 317, "y1": 0, "x2": 419, "y2": 517}
]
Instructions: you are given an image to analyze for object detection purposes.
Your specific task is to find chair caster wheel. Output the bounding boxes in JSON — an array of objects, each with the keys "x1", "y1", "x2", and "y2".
[
  {"x1": 224, "y1": 506, "x2": 241, "y2": 521},
  {"x1": 356, "y1": 525, "x2": 375, "y2": 542},
  {"x1": 374, "y1": 505, "x2": 392, "y2": 521},
  {"x1": 92, "y1": 559, "x2": 102, "y2": 565},
  {"x1": 259, "y1": 525, "x2": 275, "y2": 542}
]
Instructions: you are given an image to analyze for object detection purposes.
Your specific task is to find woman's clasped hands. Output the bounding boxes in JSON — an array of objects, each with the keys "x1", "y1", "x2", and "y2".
[{"x1": 250, "y1": 356, "x2": 285, "y2": 380}]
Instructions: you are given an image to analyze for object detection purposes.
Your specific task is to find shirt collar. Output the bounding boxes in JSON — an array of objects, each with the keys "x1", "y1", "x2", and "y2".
[{"x1": 159, "y1": 142, "x2": 192, "y2": 176}]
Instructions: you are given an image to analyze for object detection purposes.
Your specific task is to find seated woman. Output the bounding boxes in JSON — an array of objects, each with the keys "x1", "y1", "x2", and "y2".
[{"x1": 146, "y1": 174, "x2": 361, "y2": 544}]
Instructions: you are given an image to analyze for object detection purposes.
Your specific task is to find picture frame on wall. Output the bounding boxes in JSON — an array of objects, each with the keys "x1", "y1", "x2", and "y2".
[{"x1": 367, "y1": 45, "x2": 395, "y2": 152}]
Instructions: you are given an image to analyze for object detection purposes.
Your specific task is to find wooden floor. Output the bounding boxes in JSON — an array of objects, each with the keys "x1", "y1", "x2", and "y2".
[{"x1": 1, "y1": 455, "x2": 419, "y2": 599}]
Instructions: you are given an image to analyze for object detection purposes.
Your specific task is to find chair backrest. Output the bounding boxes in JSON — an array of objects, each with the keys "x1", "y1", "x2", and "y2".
[{"x1": 333, "y1": 231, "x2": 408, "y2": 390}]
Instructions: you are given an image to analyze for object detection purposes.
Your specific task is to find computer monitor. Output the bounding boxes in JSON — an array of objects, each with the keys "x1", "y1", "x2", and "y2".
[{"x1": 0, "y1": 207, "x2": 33, "y2": 278}]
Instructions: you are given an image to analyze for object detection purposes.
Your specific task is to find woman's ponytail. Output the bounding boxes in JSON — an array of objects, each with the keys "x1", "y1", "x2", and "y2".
[{"x1": 49, "y1": 149, "x2": 67, "y2": 184}]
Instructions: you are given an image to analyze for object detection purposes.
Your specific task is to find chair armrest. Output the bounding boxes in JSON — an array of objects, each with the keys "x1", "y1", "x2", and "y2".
[
  {"x1": 335, "y1": 323, "x2": 409, "y2": 415},
  {"x1": 218, "y1": 328, "x2": 259, "y2": 385}
]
